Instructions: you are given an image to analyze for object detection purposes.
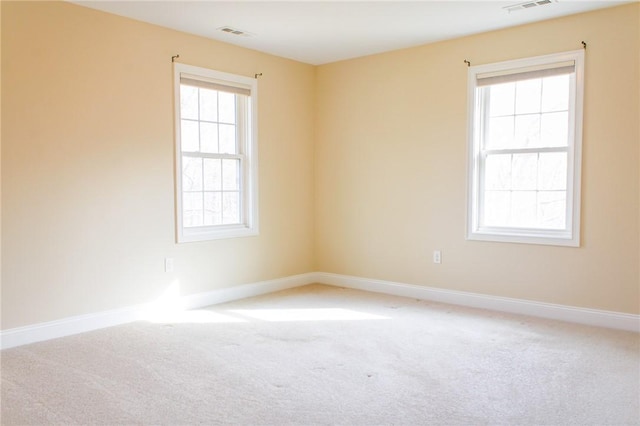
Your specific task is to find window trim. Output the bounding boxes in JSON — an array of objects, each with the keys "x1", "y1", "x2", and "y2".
[
  {"x1": 466, "y1": 50, "x2": 584, "y2": 247},
  {"x1": 173, "y1": 63, "x2": 259, "y2": 243}
]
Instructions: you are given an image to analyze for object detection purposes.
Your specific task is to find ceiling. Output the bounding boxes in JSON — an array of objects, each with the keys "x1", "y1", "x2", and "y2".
[{"x1": 72, "y1": 1, "x2": 633, "y2": 65}]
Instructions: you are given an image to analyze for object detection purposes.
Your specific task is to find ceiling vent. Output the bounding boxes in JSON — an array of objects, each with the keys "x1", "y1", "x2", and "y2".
[
  {"x1": 217, "y1": 26, "x2": 253, "y2": 37},
  {"x1": 504, "y1": 0, "x2": 556, "y2": 13}
]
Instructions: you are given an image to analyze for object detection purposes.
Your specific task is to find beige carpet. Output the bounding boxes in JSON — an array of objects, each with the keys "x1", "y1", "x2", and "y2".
[{"x1": 2, "y1": 284, "x2": 639, "y2": 425}]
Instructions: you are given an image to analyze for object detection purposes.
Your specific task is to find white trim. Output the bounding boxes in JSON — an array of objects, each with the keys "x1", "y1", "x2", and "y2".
[
  {"x1": 2, "y1": 272, "x2": 637, "y2": 350},
  {"x1": 0, "y1": 306, "x2": 146, "y2": 352},
  {"x1": 0, "y1": 273, "x2": 313, "y2": 350},
  {"x1": 314, "y1": 273, "x2": 640, "y2": 333}
]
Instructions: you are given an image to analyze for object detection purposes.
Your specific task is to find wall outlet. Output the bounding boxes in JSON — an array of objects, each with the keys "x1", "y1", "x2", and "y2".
[
  {"x1": 433, "y1": 250, "x2": 442, "y2": 264},
  {"x1": 165, "y1": 257, "x2": 174, "y2": 273}
]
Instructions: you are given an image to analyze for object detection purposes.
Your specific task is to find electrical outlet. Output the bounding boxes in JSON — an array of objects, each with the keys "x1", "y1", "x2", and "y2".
[
  {"x1": 433, "y1": 250, "x2": 442, "y2": 264},
  {"x1": 165, "y1": 258, "x2": 174, "y2": 273}
]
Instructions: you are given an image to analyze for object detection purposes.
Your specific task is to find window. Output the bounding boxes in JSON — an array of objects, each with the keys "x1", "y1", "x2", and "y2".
[
  {"x1": 466, "y1": 50, "x2": 584, "y2": 246},
  {"x1": 174, "y1": 63, "x2": 258, "y2": 242}
]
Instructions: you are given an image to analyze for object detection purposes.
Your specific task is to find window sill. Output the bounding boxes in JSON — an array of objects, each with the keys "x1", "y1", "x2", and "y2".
[
  {"x1": 178, "y1": 225, "x2": 259, "y2": 243},
  {"x1": 467, "y1": 228, "x2": 579, "y2": 247}
]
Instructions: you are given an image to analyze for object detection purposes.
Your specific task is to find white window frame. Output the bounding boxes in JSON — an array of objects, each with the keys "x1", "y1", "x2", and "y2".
[
  {"x1": 174, "y1": 63, "x2": 258, "y2": 242},
  {"x1": 466, "y1": 50, "x2": 584, "y2": 247}
]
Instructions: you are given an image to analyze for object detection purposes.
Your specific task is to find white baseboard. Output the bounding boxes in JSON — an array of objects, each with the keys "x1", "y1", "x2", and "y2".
[
  {"x1": 0, "y1": 273, "x2": 314, "y2": 350},
  {"x1": 314, "y1": 272, "x2": 640, "y2": 333},
  {"x1": 2, "y1": 271, "x2": 637, "y2": 350}
]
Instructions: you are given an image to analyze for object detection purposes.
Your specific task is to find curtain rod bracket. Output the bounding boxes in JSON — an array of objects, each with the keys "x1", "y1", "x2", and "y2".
[
  {"x1": 172, "y1": 54, "x2": 180, "y2": 63},
  {"x1": 254, "y1": 73, "x2": 263, "y2": 79},
  {"x1": 581, "y1": 41, "x2": 587, "y2": 50},
  {"x1": 464, "y1": 59, "x2": 471, "y2": 67}
]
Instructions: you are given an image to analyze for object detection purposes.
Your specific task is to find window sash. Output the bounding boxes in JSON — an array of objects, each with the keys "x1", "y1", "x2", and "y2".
[
  {"x1": 477, "y1": 151, "x2": 571, "y2": 233},
  {"x1": 181, "y1": 154, "x2": 246, "y2": 226}
]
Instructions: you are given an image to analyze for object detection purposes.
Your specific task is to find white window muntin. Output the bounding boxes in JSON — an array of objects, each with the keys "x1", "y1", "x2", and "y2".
[
  {"x1": 174, "y1": 63, "x2": 258, "y2": 242},
  {"x1": 467, "y1": 50, "x2": 584, "y2": 247}
]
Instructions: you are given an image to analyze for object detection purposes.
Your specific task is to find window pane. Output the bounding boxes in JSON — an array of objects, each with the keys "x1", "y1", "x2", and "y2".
[
  {"x1": 204, "y1": 192, "x2": 222, "y2": 226},
  {"x1": 487, "y1": 116, "x2": 514, "y2": 149},
  {"x1": 219, "y1": 92, "x2": 236, "y2": 124},
  {"x1": 538, "y1": 152, "x2": 567, "y2": 190},
  {"x1": 182, "y1": 157, "x2": 203, "y2": 191},
  {"x1": 204, "y1": 158, "x2": 222, "y2": 191},
  {"x1": 200, "y1": 122, "x2": 219, "y2": 153},
  {"x1": 540, "y1": 111, "x2": 568, "y2": 147},
  {"x1": 181, "y1": 120, "x2": 199, "y2": 152},
  {"x1": 183, "y1": 192, "x2": 203, "y2": 227},
  {"x1": 222, "y1": 159, "x2": 240, "y2": 191},
  {"x1": 489, "y1": 83, "x2": 515, "y2": 117},
  {"x1": 538, "y1": 191, "x2": 566, "y2": 229},
  {"x1": 515, "y1": 79, "x2": 541, "y2": 114},
  {"x1": 511, "y1": 153, "x2": 537, "y2": 190},
  {"x1": 514, "y1": 114, "x2": 540, "y2": 148},
  {"x1": 222, "y1": 192, "x2": 240, "y2": 224},
  {"x1": 541, "y1": 75, "x2": 569, "y2": 112},
  {"x1": 219, "y1": 124, "x2": 237, "y2": 154},
  {"x1": 485, "y1": 154, "x2": 511, "y2": 190},
  {"x1": 510, "y1": 191, "x2": 537, "y2": 228},
  {"x1": 180, "y1": 85, "x2": 198, "y2": 120},
  {"x1": 483, "y1": 191, "x2": 510, "y2": 227},
  {"x1": 199, "y1": 88, "x2": 218, "y2": 122}
]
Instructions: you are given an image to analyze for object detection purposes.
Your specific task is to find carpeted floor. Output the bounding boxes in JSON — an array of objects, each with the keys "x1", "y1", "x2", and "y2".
[{"x1": 1, "y1": 284, "x2": 639, "y2": 425}]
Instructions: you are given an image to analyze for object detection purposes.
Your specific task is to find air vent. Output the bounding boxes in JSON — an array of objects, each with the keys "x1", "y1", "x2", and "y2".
[
  {"x1": 504, "y1": 0, "x2": 556, "y2": 13},
  {"x1": 217, "y1": 26, "x2": 253, "y2": 37}
]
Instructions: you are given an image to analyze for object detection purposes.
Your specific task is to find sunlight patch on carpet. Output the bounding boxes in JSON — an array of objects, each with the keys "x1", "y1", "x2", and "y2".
[
  {"x1": 228, "y1": 308, "x2": 391, "y2": 322},
  {"x1": 146, "y1": 310, "x2": 247, "y2": 324}
]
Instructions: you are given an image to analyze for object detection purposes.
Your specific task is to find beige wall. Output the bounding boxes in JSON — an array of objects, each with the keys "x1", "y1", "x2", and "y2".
[
  {"x1": 0, "y1": 1, "x2": 3, "y2": 329},
  {"x1": 1, "y1": 2, "x2": 638, "y2": 331},
  {"x1": 1, "y1": 1, "x2": 315, "y2": 329},
  {"x1": 316, "y1": 4, "x2": 640, "y2": 314}
]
